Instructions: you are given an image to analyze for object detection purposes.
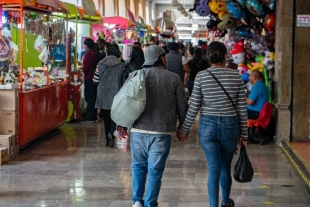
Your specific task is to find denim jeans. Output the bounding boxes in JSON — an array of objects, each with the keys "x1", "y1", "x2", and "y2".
[
  {"x1": 84, "y1": 80, "x2": 97, "y2": 121},
  {"x1": 130, "y1": 132, "x2": 172, "y2": 207},
  {"x1": 187, "y1": 81, "x2": 194, "y2": 96},
  {"x1": 199, "y1": 114, "x2": 239, "y2": 207}
]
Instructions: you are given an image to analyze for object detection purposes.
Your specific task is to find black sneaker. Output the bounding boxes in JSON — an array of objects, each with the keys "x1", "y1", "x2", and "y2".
[{"x1": 222, "y1": 198, "x2": 234, "y2": 207}]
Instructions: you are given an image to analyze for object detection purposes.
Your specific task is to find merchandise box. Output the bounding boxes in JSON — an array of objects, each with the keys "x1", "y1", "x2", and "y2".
[
  {"x1": 0, "y1": 84, "x2": 19, "y2": 90},
  {"x1": 0, "y1": 88, "x2": 20, "y2": 111},
  {"x1": 0, "y1": 111, "x2": 19, "y2": 135},
  {"x1": 0, "y1": 135, "x2": 19, "y2": 160},
  {"x1": 0, "y1": 147, "x2": 9, "y2": 165}
]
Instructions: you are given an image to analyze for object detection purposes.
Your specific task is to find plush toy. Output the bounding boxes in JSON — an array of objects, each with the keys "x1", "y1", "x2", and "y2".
[
  {"x1": 209, "y1": 0, "x2": 228, "y2": 15},
  {"x1": 217, "y1": 13, "x2": 235, "y2": 30},
  {"x1": 263, "y1": 51, "x2": 275, "y2": 70},
  {"x1": 196, "y1": 0, "x2": 211, "y2": 16},
  {"x1": 230, "y1": 41, "x2": 250, "y2": 82}
]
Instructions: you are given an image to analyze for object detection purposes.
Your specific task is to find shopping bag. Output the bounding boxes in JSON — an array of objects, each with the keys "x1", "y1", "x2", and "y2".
[{"x1": 233, "y1": 143, "x2": 254, "y2": 183}]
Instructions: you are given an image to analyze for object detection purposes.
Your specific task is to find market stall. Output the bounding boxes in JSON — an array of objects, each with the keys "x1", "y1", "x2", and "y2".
[
  {"x1": 0, "y1": 0, "x2": 70, "y2": 148},
  {"x1": 92, "y1": 16, "x2": 135, "y2": 59},
  {"x1": 193, "y1": 0, "x2": 276, "y2": 102}
]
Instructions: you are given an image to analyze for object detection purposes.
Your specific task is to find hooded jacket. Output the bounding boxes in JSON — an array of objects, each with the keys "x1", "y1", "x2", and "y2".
[{"x1": 95, "y1": 55, "x2": 124, "y2": 110}]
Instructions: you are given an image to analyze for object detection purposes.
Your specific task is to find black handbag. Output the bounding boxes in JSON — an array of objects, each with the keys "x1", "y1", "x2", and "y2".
[{"x1": 233, "y1": 143, "x2": 254, "y2": 183}]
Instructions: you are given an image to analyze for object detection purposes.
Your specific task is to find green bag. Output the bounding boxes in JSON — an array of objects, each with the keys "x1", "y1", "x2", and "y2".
[{"x1": 111, "y1": 69, "x2": 146, "y2": 127}]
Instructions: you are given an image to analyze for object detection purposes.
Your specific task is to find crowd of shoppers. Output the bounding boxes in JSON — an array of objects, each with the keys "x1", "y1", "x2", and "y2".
[{"x1": 80, "y1": 38, "x2": 256, "y2": 207}]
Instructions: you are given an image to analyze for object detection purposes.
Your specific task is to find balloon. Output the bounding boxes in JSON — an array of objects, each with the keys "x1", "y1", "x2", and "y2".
[
  {"x1": 255, "y1": 55, "x2": 264, "y2": 63},
  {"x1": 261, "y1": 0, "x2": 275, "y2": 10},
  {"x1": 237, "y1": 27, "x2": 254, "y2": 38},
  {"x1": 264, "y1": 12, "x2": 275, "y2": 30},
  {"x1": 246, "y1": 0, "x2": 264, "y2": 16},
  {"x1": 196, "y1": 0, "x2": 211, "y2": 16},
  {"x1": 236, "y1": 0, "x2": 246, "y2": 8},
  {"x1": 226, "y1": 2, "x2": 244, "y2": 19},
  {"x1": 207, "y1": 19, "x2": 221, "y2": 31},
  {"x1": 217, "y1": 13, "x2": 234, "y2": 30},
  {"x1": 209, "y1": 0, "x2": 228, "y2": 15}
]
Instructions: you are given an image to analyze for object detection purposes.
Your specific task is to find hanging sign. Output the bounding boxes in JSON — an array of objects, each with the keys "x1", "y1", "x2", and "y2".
[
  {"x1": 82, "y1": 0, "x2": 97, "y2": 16},
  {"x1": 297, "y1": 15, "x2": 310, "y2": 27}
]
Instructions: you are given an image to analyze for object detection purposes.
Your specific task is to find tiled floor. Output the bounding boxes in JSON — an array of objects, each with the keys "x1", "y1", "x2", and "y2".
[{"x1": 0, "y1": 119, "x2": 309, "y2": 207}]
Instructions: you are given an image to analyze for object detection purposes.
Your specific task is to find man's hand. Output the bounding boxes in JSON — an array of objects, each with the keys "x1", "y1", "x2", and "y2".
[{"x1": 177, "y1": 130, "x2": 188, "y2": 142}]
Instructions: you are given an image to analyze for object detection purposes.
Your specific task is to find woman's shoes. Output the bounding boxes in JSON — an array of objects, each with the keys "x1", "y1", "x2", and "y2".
[{"x1": 222, "y1": 198, "x2": 234, "y2": 207}]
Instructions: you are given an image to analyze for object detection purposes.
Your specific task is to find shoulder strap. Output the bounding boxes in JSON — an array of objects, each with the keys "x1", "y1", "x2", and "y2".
[{"x1": 206, "y1": 69, "x2": 237, "y2": 113}]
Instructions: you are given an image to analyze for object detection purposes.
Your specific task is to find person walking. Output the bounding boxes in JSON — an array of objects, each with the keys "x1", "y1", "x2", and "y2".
[
  {"x1": 81, "y1": 38, "x2": 101, "y2": 123},
  {"x1": 166, "y1": 42, "x2": 191, "y2": 87},
  {"x1": 94, "y1": 47, "x2": 124, "y2": 147},
  {"x1": 177, "y1": 41, "x2": 248, "y2": 207},
  {"x1": 187, "y1": 48, "x2": 209, "y2": 96},
  {"x1": 122, "y1": 46, "x2": 145, "y2": 83},
  {"x1": 130, "y1": 45, "x2": 188, "y2": 207}
]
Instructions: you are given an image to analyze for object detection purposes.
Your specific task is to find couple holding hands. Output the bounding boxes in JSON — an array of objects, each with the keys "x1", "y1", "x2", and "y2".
[{"x1": 130, "y1": 42, "x2": 248, "y2": 207}]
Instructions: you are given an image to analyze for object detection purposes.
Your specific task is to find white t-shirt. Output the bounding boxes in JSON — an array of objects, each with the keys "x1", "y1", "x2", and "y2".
[{"x1": 182, "y1": 56, "x2": 188, "y2": 65}]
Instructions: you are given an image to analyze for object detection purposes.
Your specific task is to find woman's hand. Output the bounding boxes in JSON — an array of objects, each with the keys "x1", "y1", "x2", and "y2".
[
  {"x1": 177, "y1": 130, "x2": 188, "y2": 142},
  {"x1": 239, "y1": 138, "x2": 248, "y2": 147}
]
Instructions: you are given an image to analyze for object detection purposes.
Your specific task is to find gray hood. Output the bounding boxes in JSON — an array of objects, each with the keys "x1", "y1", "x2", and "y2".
[{"x1": 99, "y1": 55, "x2": 121, "y2": 67}]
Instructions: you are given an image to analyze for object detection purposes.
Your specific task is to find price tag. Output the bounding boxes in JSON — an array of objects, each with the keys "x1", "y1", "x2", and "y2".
[{"x1": 297, "y1": 15, "x2": 310, "y2": 27}]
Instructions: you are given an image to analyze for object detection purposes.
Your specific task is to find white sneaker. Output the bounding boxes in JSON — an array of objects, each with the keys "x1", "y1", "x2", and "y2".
[{"x1": 132, "y1": 201, "x2": 143, "y2": 207}]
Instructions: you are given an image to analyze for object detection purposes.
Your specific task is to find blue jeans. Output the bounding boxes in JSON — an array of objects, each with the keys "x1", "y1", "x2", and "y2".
[
  {"x1": 187, "y1": 81, "x2": 194, "y2": 96},
  {"x1": 130, "y1": 132, "x2": 172, "y2": 207},
  {"x1": 84, "y1": 80, "x2": 97, "y2": 121},
  {"x1": 199, "y1": 114, "x2": 239, "y2": 207}
]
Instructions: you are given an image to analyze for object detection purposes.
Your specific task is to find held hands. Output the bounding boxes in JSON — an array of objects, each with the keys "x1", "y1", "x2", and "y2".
[{"x1": 177, "y1": 130, "x2": 188, "y2": 142}]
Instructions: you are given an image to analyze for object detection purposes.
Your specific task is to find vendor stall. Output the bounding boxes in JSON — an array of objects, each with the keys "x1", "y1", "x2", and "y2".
[
  {"x1": 0, "y1": 0, "x2": 70, "y2": 148},
  {"x1": 92, "y1": 16, "x2": 135, "y2": 59}
]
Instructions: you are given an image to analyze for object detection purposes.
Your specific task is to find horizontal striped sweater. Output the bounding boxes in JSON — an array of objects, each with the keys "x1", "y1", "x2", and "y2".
[{"x1": 180, "y1": 68, "x2": 248, "y2": 139}]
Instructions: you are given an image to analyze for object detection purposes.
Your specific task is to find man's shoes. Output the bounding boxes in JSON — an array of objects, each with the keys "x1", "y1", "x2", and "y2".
[
  {"x1": 80, "y1": 120, "x2": 94, "y2": 124},
  {"x1": 132, "y1": 201, "x2": 144, "y2": 207},
  {"x1": 107, "y1": 133, "x2": 115, "y2": 148}
]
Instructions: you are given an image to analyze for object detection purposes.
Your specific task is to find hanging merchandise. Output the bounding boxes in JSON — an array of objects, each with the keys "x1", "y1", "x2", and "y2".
[{"x1": 0, "y1": 36, "x2": 11, "y2": 62}]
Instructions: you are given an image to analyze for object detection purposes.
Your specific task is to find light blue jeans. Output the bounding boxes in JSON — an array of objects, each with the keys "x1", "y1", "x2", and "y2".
[
  {"x1": 130, "y1": 132, "x2": 172, "y2": 207},
  {"x1": 199, "y1": 114, "x2": 239, "y2": 207}
]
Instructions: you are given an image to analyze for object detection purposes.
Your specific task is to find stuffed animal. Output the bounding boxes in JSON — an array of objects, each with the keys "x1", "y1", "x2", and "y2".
[{"x1": 209, "y1": 0, "x2": 228, "y2": 15}]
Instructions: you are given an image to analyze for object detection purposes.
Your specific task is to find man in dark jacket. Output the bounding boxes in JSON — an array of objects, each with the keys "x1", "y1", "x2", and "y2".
[
  {"x1": 81, "y1": 38, "x2": 101, "y2": 123},
  {"x1": 166, "y1": 42, "x2": 191, "y2": 87},
  {"x1": 130, "y1": 45, "x2": 188, "y2": 207}
]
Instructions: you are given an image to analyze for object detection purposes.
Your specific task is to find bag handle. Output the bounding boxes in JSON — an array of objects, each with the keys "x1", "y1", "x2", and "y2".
[{"x1": 206, "y1": 69, "x2": 237, "y2": 114}]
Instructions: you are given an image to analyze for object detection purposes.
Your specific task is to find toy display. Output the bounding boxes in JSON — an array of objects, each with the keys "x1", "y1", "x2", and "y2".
[
  {"x1": 189, "y1": 0, "x2": 276, "y2": 102},
  {"x1": 69, "y1": 72, "x2": 83, "y2": 121}
]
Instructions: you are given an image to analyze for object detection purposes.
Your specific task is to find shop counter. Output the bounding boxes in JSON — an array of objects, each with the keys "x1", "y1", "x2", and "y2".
[{"x1": 19, "y1": 82, "x2": 68, "y2": 147}]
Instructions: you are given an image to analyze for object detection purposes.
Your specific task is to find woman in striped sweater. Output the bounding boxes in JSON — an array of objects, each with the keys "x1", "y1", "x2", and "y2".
[{"x1": 177, "y1": 41, "x2": 248, "y2": 207}]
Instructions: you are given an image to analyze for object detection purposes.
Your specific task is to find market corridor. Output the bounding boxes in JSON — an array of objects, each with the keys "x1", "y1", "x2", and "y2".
[{"x1": 0, "y1": 119, "x2": 309, "y2": 207}]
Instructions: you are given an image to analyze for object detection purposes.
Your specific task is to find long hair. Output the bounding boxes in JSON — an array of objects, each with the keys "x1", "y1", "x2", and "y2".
[
  {"x1": 192, "y1": 47, "x2": 204, "y2": 64},
  {"x1": 207, "y1": 41, "x2": 227, "y2": 64},
  {"x1": 130, "y1": 46, "x2": 145, "y2": 69}
]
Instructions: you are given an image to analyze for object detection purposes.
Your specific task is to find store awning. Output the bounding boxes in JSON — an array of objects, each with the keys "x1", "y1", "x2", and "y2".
[
  {"x1": 102, "y1": 16, "x2": 132, "y2": 29},
  {"x1": 58, "y1": 1, "x2": 101, "y2": 21},
  {"x1": 1, "y1": 0, "x2": 61, "y2": 11}
]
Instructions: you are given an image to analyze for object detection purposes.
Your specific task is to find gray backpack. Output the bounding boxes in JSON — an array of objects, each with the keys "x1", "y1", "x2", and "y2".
[{"x1": 111, "y1": 69, "x2": 146, "y2": 127}]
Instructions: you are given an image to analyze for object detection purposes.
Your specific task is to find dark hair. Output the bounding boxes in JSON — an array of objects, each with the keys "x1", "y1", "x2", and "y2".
[
  {"x1": 168, "y1": 42, "x2": 179, "y2": 51},
  {"x1": 105, "y1": 42, "x2": 112, "y2": 49},
  {"x1": 84, "y1": 38, "x2": 95, "y2": 50},
  {"x1": 198, "y1": 40, "x2": 203, "y2": 46},
  {"x1": 112, "y1": 43, "x2": 120, "y2": 51},
  {"x1": 96, "y1": 38, "x2": 105, "y2": 45},
  {"x1": 94, "y1": 43, "x2": 100, "y2": 51},
  {"x1": 134, "y1": 42, "x2": 141, "y2": 47},
  {"x1": 207, "y1": 41, "x2": 227, "y2": 64},
  {"x1": 193, "y1": 48, "x2": 203, "y2": 63},
  {"x1": 188, "y1": 47, "x2": 195, "y2": 56},
  {"x1": 130, "y1": 46, "x2": 145, "y2": 69},
  {"x1": 107, "y1": 47, "x2": 121, "y2": 58},
  {"x1": 143, "y1": 53, "x2": 166, "y2": 68}
]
